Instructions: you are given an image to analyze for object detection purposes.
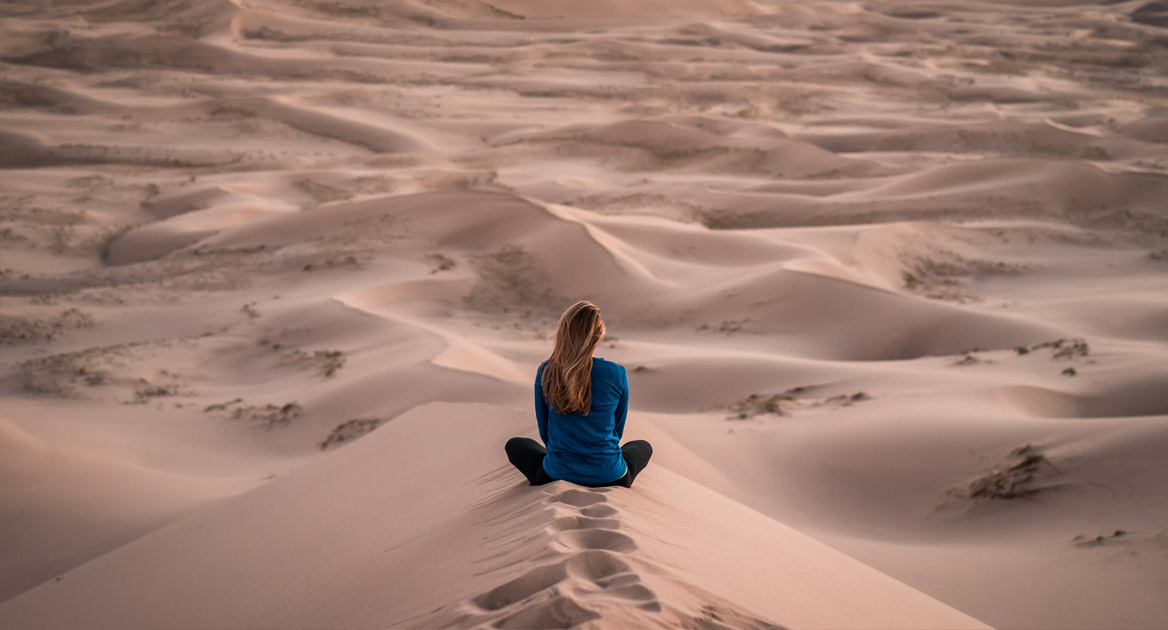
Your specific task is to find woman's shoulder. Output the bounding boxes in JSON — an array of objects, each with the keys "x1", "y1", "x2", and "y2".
[{"x1": 592, "y1": 356, "x2": 626, "y2": 376}]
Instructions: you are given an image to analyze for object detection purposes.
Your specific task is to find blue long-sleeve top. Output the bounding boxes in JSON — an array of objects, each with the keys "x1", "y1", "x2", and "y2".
[{"x1": 535, "y1": 357, "x2": 629, "y2": 485}]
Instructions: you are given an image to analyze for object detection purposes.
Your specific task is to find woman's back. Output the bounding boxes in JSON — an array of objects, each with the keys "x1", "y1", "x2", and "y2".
[
  {"x1": 504, "y1": 299, "x2": 651, "y2": 488},
  {"x1": 535, "y1": 357, "x2": 629, "y2": 485}
]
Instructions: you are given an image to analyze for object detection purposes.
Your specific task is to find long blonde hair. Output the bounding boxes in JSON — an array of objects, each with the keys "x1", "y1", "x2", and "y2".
[{"x1": 542, "y1": 300, "x2": 606, "y2": 415}]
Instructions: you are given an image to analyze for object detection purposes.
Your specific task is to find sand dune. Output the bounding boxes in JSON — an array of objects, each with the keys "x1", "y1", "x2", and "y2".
[
  {"x1": 0, "y1": 403, "x2": 987, "y2": 630},
  {"x1": 2, "y1": 0, "x2": 1167, "y2": 627}
]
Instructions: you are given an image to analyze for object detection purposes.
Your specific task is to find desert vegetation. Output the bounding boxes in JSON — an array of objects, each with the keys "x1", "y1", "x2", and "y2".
[{"x1": 319, "y1": 417, "x2": 387, "y2": 450}]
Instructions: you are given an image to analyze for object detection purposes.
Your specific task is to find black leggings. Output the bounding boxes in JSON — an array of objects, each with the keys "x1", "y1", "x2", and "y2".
[{"x1": 505, "y1": 437, "x2": 653, "y2": 488}]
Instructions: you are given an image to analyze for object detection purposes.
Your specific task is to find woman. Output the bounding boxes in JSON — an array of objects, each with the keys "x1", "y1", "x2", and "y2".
[{"x1": 505, "y1": 300, "x2": 653, "y2": 488}]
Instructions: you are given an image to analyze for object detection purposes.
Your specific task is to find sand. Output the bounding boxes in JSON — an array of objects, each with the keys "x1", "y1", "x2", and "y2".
[{"x1": 1, "y1": 0, "x2": 1166, "y2": 628}]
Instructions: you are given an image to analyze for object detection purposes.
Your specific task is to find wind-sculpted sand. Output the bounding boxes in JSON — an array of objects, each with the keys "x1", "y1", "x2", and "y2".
[{"x1": 1, "y1": 0, "x2": 1166, "y2": 628}]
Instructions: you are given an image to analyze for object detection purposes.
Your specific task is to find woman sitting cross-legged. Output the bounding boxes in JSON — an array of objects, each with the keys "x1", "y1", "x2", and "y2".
[{"x1": 505, "y1": 300, "x2": 652, "y2": 488}]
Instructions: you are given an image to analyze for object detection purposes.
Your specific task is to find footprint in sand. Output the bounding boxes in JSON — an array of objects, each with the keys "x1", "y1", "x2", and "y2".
[
  {"x1": 563, "y1": 548, "x2": 633, "y2": 581},
  {"x1": 545, "y1": 487, "x2": 611, "y2": 507},
  {"x1": 446, "y1": 486, "x2": 665, "y2": 626},
  {"x1": 473, "y1": 562, "x2": 569, "y2": 611},
  {"x1": 557, "y1": 528, "x2": 638, "y2": 553},
  {"x1": 579, "y1": 503, "x2": 619, "y2": 518},
  {"x1": 494, "y1": 595, "x2": 600, "y2": 629},
  {"x1": 548, "y1": 514, "x2": 621, "y2": 531}
]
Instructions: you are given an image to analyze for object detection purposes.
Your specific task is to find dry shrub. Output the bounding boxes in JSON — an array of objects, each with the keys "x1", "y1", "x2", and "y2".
[
  {"x1": 319, "y1": 417, "x2": 386, "y2": 450},
  {"x1": 962, "y1": 444, "x2": 1056, "y2": 500}
]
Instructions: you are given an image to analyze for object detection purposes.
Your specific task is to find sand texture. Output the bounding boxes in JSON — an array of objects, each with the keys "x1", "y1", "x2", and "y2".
[{"x1": 1, "y1": 0, "x2": 1167, "y2": 628}]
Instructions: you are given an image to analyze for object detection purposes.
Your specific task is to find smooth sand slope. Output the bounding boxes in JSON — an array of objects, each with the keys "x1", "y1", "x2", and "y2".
[
  {"x1": 0, "y1": 402, "x2": 988, "y2": 630},
  {"x1": 2, "y1": 0, "x2": 1167, "y2": 627}
]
